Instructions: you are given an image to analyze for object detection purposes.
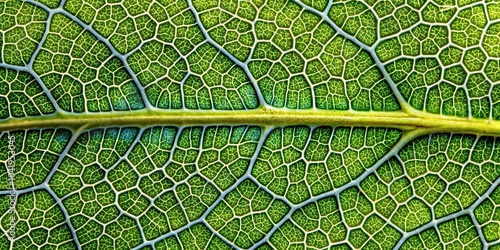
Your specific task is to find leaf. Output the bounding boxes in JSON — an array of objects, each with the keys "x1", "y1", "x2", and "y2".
[{"x1": 2, "y1": 0, "x2": 500, "y2": 249}]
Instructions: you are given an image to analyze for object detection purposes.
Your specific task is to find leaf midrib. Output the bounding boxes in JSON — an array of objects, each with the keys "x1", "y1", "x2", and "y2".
[
  {"x1": 1, "y1": 108, "x2": 500, "y2": 136},
  {"x1": 8, "y1": 0, "x2": 497, "y2": 137}
]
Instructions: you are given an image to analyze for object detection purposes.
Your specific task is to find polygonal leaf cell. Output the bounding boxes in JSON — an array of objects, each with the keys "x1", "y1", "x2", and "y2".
[
  {"x1": 64, "y1": 0, "x2": 205, "y2": 55},
  {"x1": 475, "y1": 183, "x2": 500, "y2": 244},
  {"x1": 401, "y1": 215, "x2": 482, "y2": 249},
  {"x1": 127, "y1": 39, "x2": 260, "y2": 110},
  {"x1": 64, "y1": 0, "x2": 158, "y2": 54},
  {"x1": 299, "y1": 0, "x2": 328, "y2": 11},
  {"x1": 45, "y1": 126, "x2": 262, "y2": 248},
  {"x1": 34, "y1": 0, "x2": 61, "y2": 9},
  {"x1": 247, "y1": 0, "x2": 399, "y2": 110},
  {"x1": 154, "y1": 223, "x2": 232, "y2": 250},
  {"x1": 183, "y1": 43, "x2": 259, "y2": 110},
  {"x1": 358, "y1": 158, "x2": 432, "y2": 232},
  {"x1": 268, "y1": 196, "x2": 349, "y2": 249},
  {"x1": 0, "y1": 190, "x2": 76, "y2": 249},
  {"x1": 373, "y1": 1, "x2": 500, "y2": 120},
  {"x1": 206, "y1": 179, "x2": 290, "y2": 249},
  {"x1": 339, "y1": 188, "x2": 403, "y2": 249},
  {"x1": 252, "y1": 126, "x2": 402, "y2": 204},
  {"x1": 329, "y1": 0, "x2": 378, "y2": 46},
  {"x1": 64, "y1": 0, "x2": 260, "y2": 110},
  {"x1": 0, "y1": 1, "x2": 48, "y2": 66},
  {"x1": 167, "y1": 126, "x2": 261, "y2": 190},
  {"x1": 0, "y1": 68, "x2": 55, "y2": 119},
  {"x1": 192, "y1": 0, "x2": 259, "y2": 61},
  {"x1": 398, "y1": 133, "x2": 500, "y2": 219},
  {"x1": 48, "y1": 127, "x2": 144, "y2": 249},
  {"x1": 0, "y1": 129, "x2": 71, "y2": 190},
  {"x1": 33, "y1": 14, "x2": 145, "y2": 113}
]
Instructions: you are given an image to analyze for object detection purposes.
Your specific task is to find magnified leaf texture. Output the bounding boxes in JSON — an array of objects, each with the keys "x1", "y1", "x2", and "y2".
[{"x1": 2, "y1": 0, "x2": 500, "y2": 249}]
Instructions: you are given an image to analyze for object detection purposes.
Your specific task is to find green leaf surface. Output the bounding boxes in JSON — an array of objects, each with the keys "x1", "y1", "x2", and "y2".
[{"x1": 2, "y1": 0, "x2": 500, "y2": 249}]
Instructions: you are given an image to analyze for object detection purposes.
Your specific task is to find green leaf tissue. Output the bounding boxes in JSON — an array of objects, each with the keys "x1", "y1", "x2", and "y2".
[{"x1": 1, "y1": 0, "x2": 500, "y2": 249}]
